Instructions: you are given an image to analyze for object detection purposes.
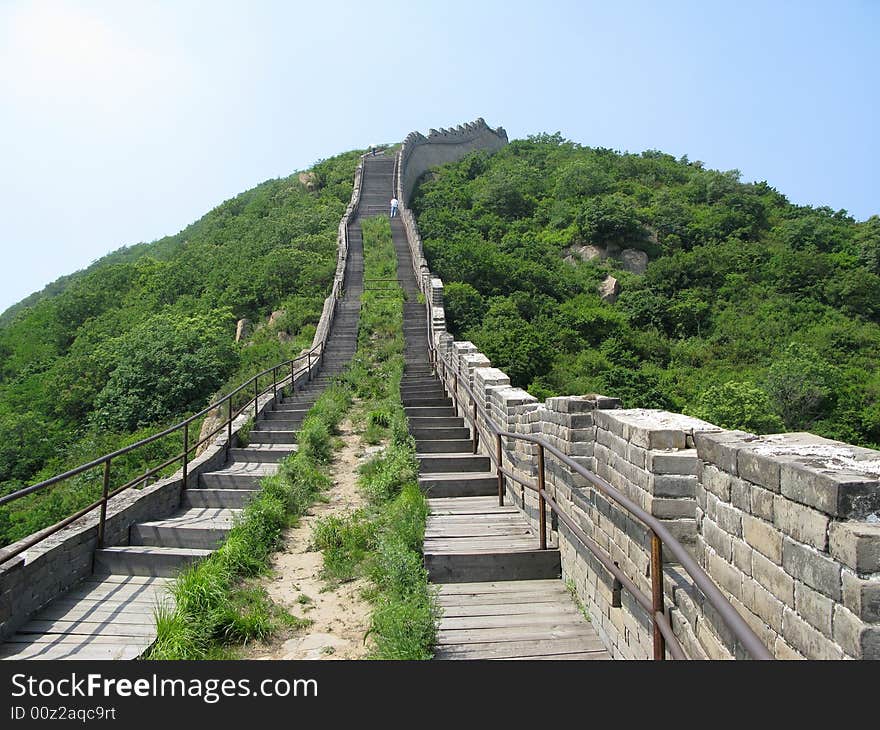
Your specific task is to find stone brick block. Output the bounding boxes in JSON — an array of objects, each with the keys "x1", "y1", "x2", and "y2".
[
  {"x1": 841, "y1": 570, "x2": 880, "y2": 623},
  {"x1": 781, "y1": 538, "x2": 841, "y2": 601},
  {"x1": 646, "y1": 449, "x2": 700, "y2": 475},
  {"x1": 702, "y1": 464, "x2": 732, "y2": 501},
  {"x1": 731, "y1": 478, "x2": 750, "y2": 512},
  {"x1": 772, "y1": 495, "x2": 830, "y2": 551},
  {"x1": 651, "y1": 474, "x2": 698, "y2": 498},
  {"x1": 694, "y1": 430, "x2": 753, "y2": 475},
  {"x1": 742, "y1": 576, "x2": 784, "y2": 632},
  {"x1": 737, "y1": 448, "x2": 781, "y2": 492},
  {"x1": 749, "y1": 485, "x2": 775, "y2": 522},
  {"x1": 703, "y1": 517, "x2": 732, "y2": 561},
  {"x1": 742, "y1": 515, "x2": 783, "y2": 564},
  {"x1": 752, "y1": 551, "x2": 795, "y2": 607},
  {"x1": 731, "y1": 537, "x2": 753, "y2": 576},
  {"x1": 780, "y1": 461, "x2": 880, "y2": 519},
  {"x1": 715, "y1": 501, "x2": 743, "y2": 537},
  {"x1": 832, "y1": 604, "x2": 880, "y2": 659},
  {"x1": 794, "y1": 580, "x2": 833, "y2": 638},
  {"x1": 829, "y1": 521, "x2": 880, "y2": 575},
  {"x1": 782, "y1": 607, "x2": 844, "y2": 659}
]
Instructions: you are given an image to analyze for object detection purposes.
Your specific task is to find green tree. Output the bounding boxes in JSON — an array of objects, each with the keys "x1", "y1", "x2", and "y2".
[
  {"x1": 765, "y1": 343, "x2": 837, "y2": 429},
  {"x1": 690, "y1": 381, "x2": 784, "y2": 434}
]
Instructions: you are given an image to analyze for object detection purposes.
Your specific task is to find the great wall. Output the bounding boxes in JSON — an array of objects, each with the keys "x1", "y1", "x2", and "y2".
[{"x1": 1, "y1": 119, "x2": 878, "y2": 660}]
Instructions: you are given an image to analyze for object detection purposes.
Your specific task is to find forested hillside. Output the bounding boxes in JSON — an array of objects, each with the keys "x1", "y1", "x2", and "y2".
[
  {"x1": 411, "y1": 135, "x2": 880, "y2": 447},
  {"x1": 0, "y1": 150, "x2": 360, "y2": 545}
]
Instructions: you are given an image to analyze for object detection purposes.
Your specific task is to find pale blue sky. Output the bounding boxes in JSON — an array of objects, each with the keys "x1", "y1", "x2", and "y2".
[{"x1": 0, "y1": 0, "x2": 877, "y2": 313}]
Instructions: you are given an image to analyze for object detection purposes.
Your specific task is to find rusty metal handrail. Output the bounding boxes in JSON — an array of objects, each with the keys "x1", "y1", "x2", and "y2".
[
  {"x1": 0, "y1": 340, "x2": 327, "y2": 566},
  {"x1": 0, "y1": 155, "x2": 369, "y2": 569},
  {"x1": 423, "y1": 298, "x2": 771, "y2": 661}
]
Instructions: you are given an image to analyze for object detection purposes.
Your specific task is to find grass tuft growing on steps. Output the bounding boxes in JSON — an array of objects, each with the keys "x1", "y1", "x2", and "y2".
[
  {"x1": 311, "y1": 214, "x2": 438, "y2": 660},
  {"x1": 147, "y1": 382, "x2": 352, "y2": 660}
]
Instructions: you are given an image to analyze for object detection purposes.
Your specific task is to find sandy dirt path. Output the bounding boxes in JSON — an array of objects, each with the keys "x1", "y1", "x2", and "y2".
[{"x1": 244, "y1": 417, "x2": 373, "y2": 660}]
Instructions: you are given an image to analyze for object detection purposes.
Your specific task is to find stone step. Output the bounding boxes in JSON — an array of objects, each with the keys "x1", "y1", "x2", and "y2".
[
  {"x1": 405, "y1": 406, "x2": 457, "y2": 418},
  {"x1": 129, "y1": 508, "x2": 238, "y2": 549},
  {"x1": 419, "y1": 472, "x2": 498, "y2": 498},
  {"x1": 229, "y1": 445, "x2": 296, "y2": 463},
  {"x1": 409, "y1": 416, "x2": 464, "y2": 429},
  {"x1": 246, "y1": 429, "x2": 298, "y2": 444},
  {"x1": 93, "y1": 546, "x2": 213, "y2": 578},
  {"x1": 425, "y1": 546, "x2": 561, "y2": 584},
  {"x1": 419, "y1": 454, "x2": 491, "y2": 473},
  {"x1": 402, "y1": 396, "x2": 452, "y2": 408},
  {"x1": 200, "y1": 462, "x2": 277, "y2": 488},
  {"x1": 182, "y1": 488, "x2": 259, "y2": 509},
  {"x1": 253, "y1": 419, "x2": 303, "y2": 431},
  {"x1": 416, "y1": 439, "x2": 475, "y2": 454},
  {"x1": 410, "y1": 426, "x2": 470, "y2": 440},
  {"x1": 267, "y1": 408, "x2": 310, "y2": 419}
]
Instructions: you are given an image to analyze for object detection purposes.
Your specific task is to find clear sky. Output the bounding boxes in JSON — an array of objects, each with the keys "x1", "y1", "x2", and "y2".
[{"x1": 1, "y1": 0, "x2": 877, "y2": 314}]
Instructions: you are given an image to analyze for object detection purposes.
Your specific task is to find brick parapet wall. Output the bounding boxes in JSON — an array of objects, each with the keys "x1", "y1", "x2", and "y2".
[{"x1": 397, "y1": 119, "x2": 880, "y2": 660}]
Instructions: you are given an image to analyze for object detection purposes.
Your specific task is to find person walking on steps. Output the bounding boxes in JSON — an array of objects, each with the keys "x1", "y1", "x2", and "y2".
[{"x1": 390, "y1": 196, "x2": 399, "y2": 218}]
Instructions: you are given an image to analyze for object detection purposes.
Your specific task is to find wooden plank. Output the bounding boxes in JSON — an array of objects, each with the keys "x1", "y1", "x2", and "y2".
[
  {"x1": 437, "y1": 625, "x2": 597, "y2": 645},
  {"x1": 19, "y1": 620, "x2": 157, "y2": 638},
  {"x1": 435, "y1": 637, "x2": 608, "y2": 660},
  {"x1": 82, "y1": 575, "x2": 172, "y2": 587},
  {"x1": 502, "y1": 652, "x2": 609, "y2": 660},
  {"x1": 437, "y1": 580, "x2": 563, "y2": 595},
  {"x1": 439, "y1": 612, "x2": 586, "y2": 631},
  {"x1": 438, "y1": 601, "x2": 582, "y2": 618},
  {"x1": 0, "y1": 641, "x2": 148, "y2": 661},
  {"x1": 2, "y1": 634, "x2": 152, "y2": 645},
  {"x1": 437, "y1": 589, "x2": 568, "y2": 605},
  {"x1": 30, "y1": 603, "x2": 161, "y2": 623},
  {"x1": 427, "y1": 550, "x2": 560, "y2": 583}
]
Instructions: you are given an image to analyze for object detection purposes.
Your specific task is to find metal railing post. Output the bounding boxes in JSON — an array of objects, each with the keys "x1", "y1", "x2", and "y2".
[
  {"x1": 651, "y1": 532, "x2": 666, "y2": 660},
  {"x1": 496, "y1": 433, "x2": 504, "y2": 507},
  {"x1": 472, "y1": 398, "x2": 479, "y2": 454},
  {"x1": 308, "y1": 352, "x2": 312, "y2": 381},
  {"x1": 272, "y1": 367, "x2": 278, "y2": 402},
  {"x1": 253, "y1": 377, "x2": 259, "y2": 422},
  {"x1": 97, "y1": 460, "x2": 111, "y2": 548},
  {"x1": 452, "y1": 372, "x2": 458, "y2": 416},
  {"x1": 182, "y1": 422, "x2": 189, "y2": 491},
  {"x1": 226, "y1": 397, "x2": 233, "y2": 459},
  {"x1": 537, "y1": 444, "x2": 547, "y2": 550}
]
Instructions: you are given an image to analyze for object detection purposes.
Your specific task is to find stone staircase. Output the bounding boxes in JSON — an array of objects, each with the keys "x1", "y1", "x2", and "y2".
[
  {"x1": 0, "y1": 155, "x2": 390, "y2": 661},
  {"x1": 391, "y1": 212, "x2": 609, "y2": 660}
]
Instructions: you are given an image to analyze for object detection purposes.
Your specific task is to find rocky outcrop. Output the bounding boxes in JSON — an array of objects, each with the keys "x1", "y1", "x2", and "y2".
[
  {"x1": 298, "y1": 171, "x2": 317, "y2": 191},
  {"x1": 268, "y1": 310, "x2": 284, "y2": 328},
  {"x1": 599, "y1": 275, "x2": 620, "y2": 303},
  {"x1": 235, "y1": 318, "x2": 251, "y2": 342},
  {"x1": 564, "y1": 243, "x2": 649, "y2": 274},
  {"x1": 196, "y1": 407, "x2": 224, "y2": 456}
]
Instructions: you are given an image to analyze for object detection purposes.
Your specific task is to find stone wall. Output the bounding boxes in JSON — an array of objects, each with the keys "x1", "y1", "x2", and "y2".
[
  {"x1": 396, "y1": 122, "x2": 880, "y2": 660},
  {"x1": 0, "y1": 155, "x2": 368, "y2": 641},
  {"x1": 396, "y1": 118, "x2": 508, "y2": 206}
]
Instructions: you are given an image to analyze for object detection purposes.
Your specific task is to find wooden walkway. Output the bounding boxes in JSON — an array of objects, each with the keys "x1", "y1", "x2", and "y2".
[
  {"x1": 0, "y1": 575, "x2": 171, "y2": 660},
  {"x1": 435, "y1": 581, "x2": 609, "y2": 660},
  {"x1": 392, "y1": 211, "x2": 609, "y2": 661}
]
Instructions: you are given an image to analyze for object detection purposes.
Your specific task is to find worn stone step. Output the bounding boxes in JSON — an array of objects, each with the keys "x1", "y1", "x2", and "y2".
[
  {"x1": 199, "y1": 462, "x2": 277, "y2": 488},
  {"x1": 416, "y1": 439, "x2": 476, "y2": 454},
  {"x1": 410, "y1": 426, "x2": 470, "y2": 440},
  {"x1": 182, "y1": 488, "x2": 259, "y2": 509},
  {"x1": 253, "y1": 419, "x2": 303, "y2": 431},
  {"x1": 93, "y1": 546, "x2": 213, "y2": 578},
  {"x1": 418, "y1": 454, "x2": 491, "y2": 473},
  {"x1": 409, "y1": 416, "x2": 464, "y2": 429},
  {"x1": 246, "y1": 429, "x2": 298, "y2": 444},
  {"x1": 130, "y1": 508, "x2": 238, "y2": 549},
  {"x1": 266, "y1": 408, "x2": 310, "y2": 419},
  {"x1": 402, "y1": 396, "x2": 452, "y2": 408},
  {"x1": 425, "y1": 548, "x2": 561, "y2": 584},
  {"x1": 228, "y1": 445, "x2": 296, "y2": 463},
  {"x1": 419, "y1": 472, "x2": 498, "y2": 498}
]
